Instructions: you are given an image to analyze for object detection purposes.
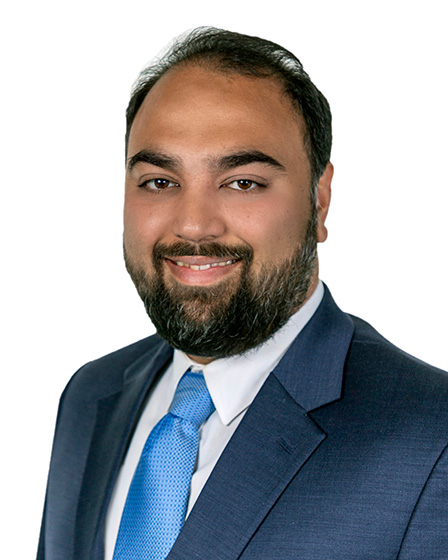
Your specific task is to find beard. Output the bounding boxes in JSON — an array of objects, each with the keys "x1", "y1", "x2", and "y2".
[{"x1": 124, "y1": 208, "x2": 318, "y2": 360}]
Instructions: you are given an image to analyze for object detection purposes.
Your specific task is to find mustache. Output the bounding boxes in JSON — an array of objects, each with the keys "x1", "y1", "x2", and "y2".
[{"x1": 153, "y1": 241, "x2": 253, "y2": 263}]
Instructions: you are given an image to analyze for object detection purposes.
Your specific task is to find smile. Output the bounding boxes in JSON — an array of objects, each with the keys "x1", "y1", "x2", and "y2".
[
  {"x1": 174, "y1": 259, "x2": 237, "y2": 271},
  {"x1": 164, "y1": 256, "x2": 241, "y2": 286}
]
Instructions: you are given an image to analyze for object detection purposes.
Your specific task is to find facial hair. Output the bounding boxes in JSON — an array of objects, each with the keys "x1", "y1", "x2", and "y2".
[{"x1": 124, "y1": 208, "x2": 318, "y2": 359}]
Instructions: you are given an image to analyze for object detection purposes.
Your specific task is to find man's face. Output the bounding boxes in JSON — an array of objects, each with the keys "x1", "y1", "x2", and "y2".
[{"x1": 124, "y1": 64, "x2": 332, "y2": 362}]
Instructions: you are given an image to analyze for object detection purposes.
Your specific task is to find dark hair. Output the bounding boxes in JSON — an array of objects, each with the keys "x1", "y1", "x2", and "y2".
[{"x1": 126, "y1": 27, "x2": 332, "y2": 193}]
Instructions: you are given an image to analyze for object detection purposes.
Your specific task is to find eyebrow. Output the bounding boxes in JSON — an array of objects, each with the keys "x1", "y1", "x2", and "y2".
[
  {"x1": 126, "y1": 149, "x2": 286, "y2": 173},
  {"x1": 126, "y1": 150, "x2": 182, "y2": 172},
  {"x1": 212, "y1": 150, "x2": 286, "y2": 172}
]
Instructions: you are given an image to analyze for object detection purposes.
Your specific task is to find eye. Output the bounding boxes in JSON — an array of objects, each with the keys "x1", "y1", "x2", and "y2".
[
  {"x1": 222, "y1": 179, "x2": 263, "y2": 191},
  {"x1": 139, "y1": 178, "x2": 180, "y2": 190}
]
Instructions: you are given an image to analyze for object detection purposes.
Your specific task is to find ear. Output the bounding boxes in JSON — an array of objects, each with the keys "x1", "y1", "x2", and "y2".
[{"x1": 316, "y1": 162, "x2": 333, "y2": 243}]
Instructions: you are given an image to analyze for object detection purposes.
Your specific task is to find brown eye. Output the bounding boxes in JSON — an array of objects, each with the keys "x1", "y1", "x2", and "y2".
[
  {"x1": 154, "y1": 179, "x2": 170, "y2": 188},
  {"x1": 236, "y1": 180, "x2": 254, "y2": 189},
  {"x1": 224, "y1": 179, "x2": 262, "y2": 191},
  {"x1": 140, "y1": 178, "x2": 179, "y2": 190}
]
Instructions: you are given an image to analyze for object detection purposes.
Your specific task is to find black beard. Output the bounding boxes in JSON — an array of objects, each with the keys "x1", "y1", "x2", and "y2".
[{"x1": 124, "y1": 210, "x2": 318, "y2": 359}]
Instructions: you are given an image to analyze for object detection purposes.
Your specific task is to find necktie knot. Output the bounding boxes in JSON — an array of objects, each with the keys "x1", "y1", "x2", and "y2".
[{"x1": 169, "y1": 370, "x2": 215, "y2": 428}]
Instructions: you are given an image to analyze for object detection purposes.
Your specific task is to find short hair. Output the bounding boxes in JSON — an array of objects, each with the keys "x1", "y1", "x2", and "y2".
[{"x1": 126, "y1": 27, "x2": 332, "y2": 193}]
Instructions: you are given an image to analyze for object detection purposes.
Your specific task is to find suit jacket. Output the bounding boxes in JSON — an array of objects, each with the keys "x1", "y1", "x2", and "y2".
[{"x1": 37, "y1": 287, "x2": 448, "y2": 559}]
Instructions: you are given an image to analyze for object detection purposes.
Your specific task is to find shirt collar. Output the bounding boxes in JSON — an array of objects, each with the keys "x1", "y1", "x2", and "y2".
[{"x1": 171, "y1": 281, "x2": 324, "y2": 426}]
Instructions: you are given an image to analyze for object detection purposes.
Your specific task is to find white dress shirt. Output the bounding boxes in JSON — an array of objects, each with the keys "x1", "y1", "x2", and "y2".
[{"x1": 104, "y1": 281, "x2": 324, "y2": 559}]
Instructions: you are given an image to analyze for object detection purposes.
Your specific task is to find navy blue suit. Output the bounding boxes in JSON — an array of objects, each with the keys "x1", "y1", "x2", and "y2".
[{"x1": 38, "y1": 287, "x2": 448, "y2": 559}]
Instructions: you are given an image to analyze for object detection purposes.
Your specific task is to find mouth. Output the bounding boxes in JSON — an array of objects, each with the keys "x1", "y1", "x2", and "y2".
[
  {"x1": 164, "y1": 256, "x2": 241, "y2": 285},
  {"x1": 172, "y1": 258, "x2": 238, "y2": 271}
]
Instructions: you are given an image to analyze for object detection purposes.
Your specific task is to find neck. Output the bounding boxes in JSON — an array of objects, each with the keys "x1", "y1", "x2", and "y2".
[{"x1": 186, "y1": 354, "x2": 215, "y2": 365}]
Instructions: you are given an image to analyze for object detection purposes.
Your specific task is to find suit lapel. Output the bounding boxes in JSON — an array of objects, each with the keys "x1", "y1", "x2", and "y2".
[
  {"x1": 274, "y1": 285, "x2": 354, "y2": 411},
  {"x1": 73, "y1": 339, "x2": 173, "y2": 560},
  {"x1": 169, "y1": 286, "x2": 354, "y2": 560},
  {"x1": 168, "y1": 374, "x2": 325, "y2": 560}
]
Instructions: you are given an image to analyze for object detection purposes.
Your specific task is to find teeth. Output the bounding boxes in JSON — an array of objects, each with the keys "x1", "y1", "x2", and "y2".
[{"x1": 175, "y1": 259, "x2": 235, "y2": 270}]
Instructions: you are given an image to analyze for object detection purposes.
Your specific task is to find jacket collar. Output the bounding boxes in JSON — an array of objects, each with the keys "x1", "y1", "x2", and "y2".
[{"x1": 274, "y1": 283, "x2": 354, "y2": 411}]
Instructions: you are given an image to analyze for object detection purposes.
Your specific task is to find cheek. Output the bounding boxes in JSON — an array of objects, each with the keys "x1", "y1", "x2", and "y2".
[
  {"x1": 125, "y1": 185, "x2": 171, "y2": 226},
  {"x1": 238, "y1": 202, "x2": 306, "y2": 262},
  {"x1": 123, "y1": 198, "x2": 163, "y2": 256}
]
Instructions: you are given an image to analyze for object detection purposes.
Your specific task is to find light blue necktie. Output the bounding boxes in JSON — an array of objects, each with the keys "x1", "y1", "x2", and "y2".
[{"x1": 113, "y1": 370, "x2": 215, "y2": 560}]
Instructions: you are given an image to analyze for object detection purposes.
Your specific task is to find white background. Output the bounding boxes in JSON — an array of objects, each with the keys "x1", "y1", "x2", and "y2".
[{"x1": 2, "y1": 1, "x2": 447, "y2": 557}]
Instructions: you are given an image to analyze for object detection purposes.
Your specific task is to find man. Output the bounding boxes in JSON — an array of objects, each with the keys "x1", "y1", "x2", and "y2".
[{"x1": 38, "y1": 28, "x2": 448, "y2": 559}]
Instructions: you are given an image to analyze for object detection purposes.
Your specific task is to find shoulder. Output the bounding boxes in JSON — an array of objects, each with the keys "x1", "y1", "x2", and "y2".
[
  {"x1": 348, "y1": 313, "x2": 448, "y2": 386},
  {"x1": 59, "y1": 334, "x2": 170, "y2": 405},
  {"x1": 343, "y1": 314, "x2": 448, "y2": 435}
]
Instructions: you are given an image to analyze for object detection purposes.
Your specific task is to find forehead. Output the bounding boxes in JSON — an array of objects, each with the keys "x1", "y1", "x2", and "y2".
[{"x1": 128, "y1": 64, "x2": 308, "y2": 169}]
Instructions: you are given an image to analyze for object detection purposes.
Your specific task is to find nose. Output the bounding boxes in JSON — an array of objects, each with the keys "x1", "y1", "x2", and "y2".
[{"x1": 172, "y1": 185, "x2": 226, "y2": 243}]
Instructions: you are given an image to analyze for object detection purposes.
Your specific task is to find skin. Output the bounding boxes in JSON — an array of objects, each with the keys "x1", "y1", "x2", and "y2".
[{"x1": 124, "y1": 64, "x2": 333, "y2": 363}]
